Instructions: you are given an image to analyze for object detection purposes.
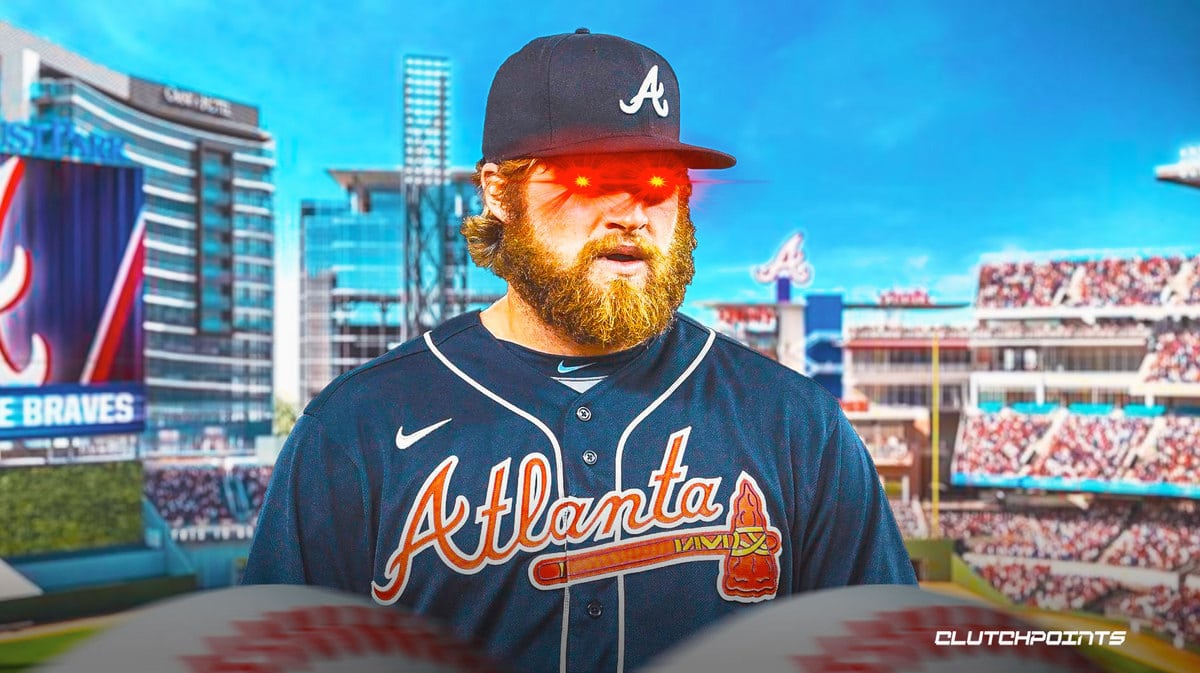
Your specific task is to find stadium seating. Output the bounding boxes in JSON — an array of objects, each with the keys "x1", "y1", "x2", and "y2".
[
  {"x1": 1100, "y1": 503, "x2": 1200, "y2": 571},
  {"x1": 887, "y1": 499, "x2": 926, "y2": 538},
  {"x1": 970, "y1": 561, "x2": 1049, "y2": 603},
  {"x1": 1190, "y1": 255, "x2": 1200, "y2": 303},
  {"x1": 933, "y1": 506, "x2": 1125, "y2": 561},
  {"x1": 1110, "y1": 586, "x2": 1200, "y2": 645},
  {"x1": 143, "y1": 464, "x2": 274, "y2": 533},
  {"x1": 1128, "y1": 416, "x2": 1200, "y2": 485},
  {"x1": 976, "y1": 255, "x2": 1195, "y2": 309},
  {"x1": 1029, "y1": 416, "x2": 1152, "y2": 481},
  {"x1": 976, "y1": 260, "x2": 1076, "y2": 308},
  {"x1": 1069, "y1": 256, "x2": 1182, "y2": 307},
  {"x1": 1027, "y1": 573, "x2": 1120, "y2": 611},
  {"x1": 144, "y1": 466, "x2": 234, "y2": 527},
  {"x1": 951, "y1": 502, "x2": 1198, "y2": 645},
  {"x1": 235, "y1": 465, "x2": 273, "y2": 512},
  {"x1": 1144, "y1": 331, "x2": 1200, "y2": 383},
  {"x1": 953, "y1": 413, "x2": 1050, "y2": 476}
]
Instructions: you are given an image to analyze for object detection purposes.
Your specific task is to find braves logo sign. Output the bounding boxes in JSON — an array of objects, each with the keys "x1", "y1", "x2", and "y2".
[
  {"x1": 0, "y1": 153, "x2": 146, "y2": 440},
  {"x1": 619, "y1": 65, "x2": 670, "y2": 117},
  {"x1": 753, "y1": 232, "x2": 814, "y2": 287},
  {"x1": 0, "y1": 157, "x2": 48, "y2": 386},
  {"x1": 371, "y1": 427, "x2": 781, "y2": 605}
]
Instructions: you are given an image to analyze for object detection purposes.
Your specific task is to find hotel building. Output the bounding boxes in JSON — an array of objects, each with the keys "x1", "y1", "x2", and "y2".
[{"x1": 0, "y1": 22, "x2": 275, "y2": 453}]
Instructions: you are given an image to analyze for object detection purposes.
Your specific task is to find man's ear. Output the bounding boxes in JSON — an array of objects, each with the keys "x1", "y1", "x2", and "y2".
[{"x1": 479, "y1": 163, "x2": 512, "y2": 224}]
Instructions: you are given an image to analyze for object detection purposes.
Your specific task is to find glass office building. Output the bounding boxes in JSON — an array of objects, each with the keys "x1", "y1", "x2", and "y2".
[
  {"x1": 299, "y1": 168, "x2": 482, "y2": 404},
  {"x1": 0, "y1": 22, "x2": 274, "y2": 454}
]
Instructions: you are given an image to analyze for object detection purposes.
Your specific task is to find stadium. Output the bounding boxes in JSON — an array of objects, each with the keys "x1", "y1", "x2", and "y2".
[
  {"x1": 705, "y1": 238, "x2": 1200, "y2": 671},
  {"x1": 886, "y1": 253, "x2": 1197, "y2": 641}
]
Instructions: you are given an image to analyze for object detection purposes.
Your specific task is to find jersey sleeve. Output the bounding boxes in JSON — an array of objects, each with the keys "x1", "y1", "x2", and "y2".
[
  {"x1": 242, "y1": 413, "x2": 372, "y2": 591},
  {"x1": 796, "y1": 409, "x2": 918, "y2": 589}
]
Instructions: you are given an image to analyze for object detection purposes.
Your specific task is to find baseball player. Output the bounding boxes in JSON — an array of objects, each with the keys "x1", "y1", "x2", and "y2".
[{"x1": 245, "y1": 29, "x2": 917, "y2": 673}]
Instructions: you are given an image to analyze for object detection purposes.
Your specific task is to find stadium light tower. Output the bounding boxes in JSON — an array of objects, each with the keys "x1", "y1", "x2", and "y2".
[
  {"x1": 1155, "y1": 144, "x2": 1200, "y2": 189},
  {"x1": 401, "y1": 54, "x2": 466, "y2": 339}
]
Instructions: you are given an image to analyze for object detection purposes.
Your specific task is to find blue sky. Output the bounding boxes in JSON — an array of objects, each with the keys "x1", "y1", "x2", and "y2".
[{"x1": 2, "y1": 0, "x2": 1198, "y2": 401}]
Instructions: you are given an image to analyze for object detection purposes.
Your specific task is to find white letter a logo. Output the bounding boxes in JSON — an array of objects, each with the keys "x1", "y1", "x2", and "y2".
[{"x1": 620, "y1": 65, "x2": 669, "y2": 117}]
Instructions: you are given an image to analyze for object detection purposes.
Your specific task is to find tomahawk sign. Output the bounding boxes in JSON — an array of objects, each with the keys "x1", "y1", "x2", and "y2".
[
  {"x1": 0, "y1": 156, "x2": 49, "y2": 386},
  {"x1": 753, "y1": 232, "x2": 814, "y2": 287}
]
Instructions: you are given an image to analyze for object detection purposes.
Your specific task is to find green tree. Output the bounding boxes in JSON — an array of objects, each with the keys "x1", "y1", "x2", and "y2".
[{"x1": 274, "y1": 396, "x2": 298, "y2": 436}]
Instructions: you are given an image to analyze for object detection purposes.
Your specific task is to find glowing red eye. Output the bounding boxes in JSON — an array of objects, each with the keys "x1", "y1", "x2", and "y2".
[
  {"x1": 634, "y1": 166, "x2": 684, "y2": 193},
  {"x1": 552, "y1": 160, "x2": 599, "y2": 194}
]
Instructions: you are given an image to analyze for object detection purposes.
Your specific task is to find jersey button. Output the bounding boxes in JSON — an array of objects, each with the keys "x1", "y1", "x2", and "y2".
[
  {"x1": 586, "y1": 600, "x2": 603, "y2": 618},
  {"x1": 575, "y1": 406, "x2": 592, "y2": 422},
  {"x1": 582, "y1": 450, "x2": 598, "y2": 465}
]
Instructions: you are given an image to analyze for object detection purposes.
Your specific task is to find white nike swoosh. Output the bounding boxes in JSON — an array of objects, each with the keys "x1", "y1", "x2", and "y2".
[
  {"x1": 395, "y1": 418, "x2": 452, "y2": 450},
  {"x1": 557, "y1": 361, "x2": 596, "y2": 374}
]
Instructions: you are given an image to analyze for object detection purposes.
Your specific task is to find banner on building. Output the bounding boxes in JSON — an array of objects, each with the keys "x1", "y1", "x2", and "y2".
[{"x1": 0, "y1": 153, "x2": 146, "y2": 440}]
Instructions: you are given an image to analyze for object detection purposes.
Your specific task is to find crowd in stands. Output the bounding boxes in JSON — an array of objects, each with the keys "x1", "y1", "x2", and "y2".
[
  {"x1": 968, "y1": 557, "x2": 1199, "y2": 646},
  {"x1": 971, "y1": 561, "x2": 1049, "y2": 603},
  {"x1": 143, "y1": 463, "x2": 275, "y2": 532},
  {"x1": 888, "y1": 500, "x2": 925, "y2": 538},
  {"x1": 236, "y1": 465, "x2": 274, "y2": 512},
  {"x1": 1144, "y1": 330, "x2": 1200, "y2": 383},
  {"x1": 1027, "y1": 573, "x2": 1120, "y2": 612},
  {"x1": 1070, "y1": 256, "x2": 1182, "y2": 307},
  {"x1": 953, "y1": 413, "x2": 1050, "y2": 476},
  {"x1": 1029, "y1": 416, "x2": 1151, "y2": 481},
  {"x1": 846, "y1": 320, "x2": 1158, "y2": 343},
  {"x1": 971, "y1": 321, "x2": 1151, "y2": 340},
  {"x1": 951, "y1": 503, "x2": 1200, "y2": 646},
  {"x1": 1190, "y1": 255, "x2": 1200, "y2": 303},
  {"x1": 144, "y1": 466, "x2": 234, "y2": 527},
  {"x1": 977, "y1": 260, "x2": 1076, "y2": 309},
  {"x1": 935, "y1": 502, "x2": 1199, "y2": 572},
  {"x1": 930, "y1": 508, "x2": 1004, "y2": 540},
  {"x1": 1129, "y1": 416, "x2": 1200, "y2": 485},
  {"x1": 1100, "y1": 503, "x2": 1200, "y2": 571},
  {"x1": 971, "y1": 561, "x2": 1120, "y2": 612},
  {"x1": 955, "y1": 410, "x2": 1200, "y2": 486},
  {"x1": 1111, "y1": 587, "x2": 1200, "y2": 646},
  {"x1": 976, "y1": 255, "x2": 1199, "y2": 309},
  {"x1": 932, "y1": 506, "x2": 1126, "y2": 562}
]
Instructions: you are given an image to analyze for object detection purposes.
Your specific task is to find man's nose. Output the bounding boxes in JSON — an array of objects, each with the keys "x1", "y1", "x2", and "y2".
[{"x1": 605, "y1": 197, "x2": 651, "y2": 232}]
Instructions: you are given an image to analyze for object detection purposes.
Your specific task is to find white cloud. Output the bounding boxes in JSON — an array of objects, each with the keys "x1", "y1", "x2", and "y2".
[
  {"x1": 906, "y1": 254, "x2": 930, "y2": 271},
  {"x1": 932, "y1": 271, "x2": 977, "y2": 301}
]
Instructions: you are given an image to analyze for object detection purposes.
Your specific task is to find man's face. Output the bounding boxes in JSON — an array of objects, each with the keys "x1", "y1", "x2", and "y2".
[{"x1": 492, "y1": 152, "x2": 696, "y2": 350}]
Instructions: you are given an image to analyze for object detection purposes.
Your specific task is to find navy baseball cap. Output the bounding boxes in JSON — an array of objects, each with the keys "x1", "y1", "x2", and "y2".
[{"x1": 482, "y1": 29, "x2": 736, "y2": 169}]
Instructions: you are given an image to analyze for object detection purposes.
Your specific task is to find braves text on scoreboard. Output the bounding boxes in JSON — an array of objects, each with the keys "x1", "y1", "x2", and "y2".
[{"x1": 0, "y1": 152, "x2": 146, "y2": 440}]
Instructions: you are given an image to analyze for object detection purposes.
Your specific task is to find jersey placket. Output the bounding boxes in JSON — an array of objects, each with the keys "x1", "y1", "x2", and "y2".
[
  {"x1": 551, "y1": 327, "x2": 701, "y2": 673},
  {"x1": 558, "y1": 394, "x2": 623, "y2": 673}
]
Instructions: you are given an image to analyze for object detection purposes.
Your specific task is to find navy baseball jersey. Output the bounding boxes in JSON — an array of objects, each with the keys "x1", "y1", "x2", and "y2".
[{"x1": 244, "y1": 310, "x2": 917, "y2": 672}]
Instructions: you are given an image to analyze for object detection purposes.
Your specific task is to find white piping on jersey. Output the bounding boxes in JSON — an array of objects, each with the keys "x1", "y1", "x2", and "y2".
[
  {"x1": 423, "y1": 331, "x2": 572, "y2": 673},
  {"x1": 613, "y1": 328, "x2": 717, "y2": 673}
]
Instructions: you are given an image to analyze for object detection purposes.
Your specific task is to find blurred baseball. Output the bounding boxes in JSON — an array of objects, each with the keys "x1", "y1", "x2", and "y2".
[
  {"x1": 36, "y1": 584, "x2": 500, "y2": 673},
  {"x1": 642, "y1": 584, "x2": 1104, "y2": 673}
]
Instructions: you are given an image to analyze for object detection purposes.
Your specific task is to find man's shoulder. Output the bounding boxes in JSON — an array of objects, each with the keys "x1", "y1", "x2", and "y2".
[{"x1": 303, "y1": 311, "x2": 482, "y2": 417}]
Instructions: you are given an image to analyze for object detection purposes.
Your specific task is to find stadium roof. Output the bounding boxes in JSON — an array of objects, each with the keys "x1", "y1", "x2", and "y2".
[{"x1": 1155, "y1": 145, "x2": 1200, "y2": 189}]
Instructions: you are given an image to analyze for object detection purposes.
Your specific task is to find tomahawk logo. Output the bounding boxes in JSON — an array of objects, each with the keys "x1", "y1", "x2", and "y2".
[
  {"x1": 0, "y1": 153, "x2": 147, "y2": 440},
  {"x1": 0, "y1": 156, "x2": 49, "y2": 385},
  {"x1": 619, "y1": 65, "x2": 670, "y2": 117},
  {"x1": 371, "y1": 427, "x2": 782, "y2": 605}
]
